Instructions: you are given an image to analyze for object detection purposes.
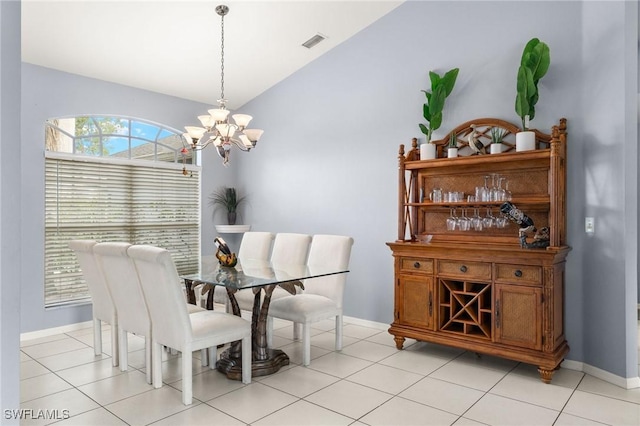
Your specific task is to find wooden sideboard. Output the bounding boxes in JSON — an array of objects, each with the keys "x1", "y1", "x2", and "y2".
[{"x1": 387, "y1": 118, "x2": 570, "y2": 383}]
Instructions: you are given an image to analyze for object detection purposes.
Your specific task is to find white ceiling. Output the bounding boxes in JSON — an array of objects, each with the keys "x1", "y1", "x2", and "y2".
[{"x1": 22, "y1": 0, "x2": 402, "y2": 109}]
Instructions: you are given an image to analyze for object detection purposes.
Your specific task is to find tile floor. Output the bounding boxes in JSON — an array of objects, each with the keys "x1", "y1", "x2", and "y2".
[{"x1": 19, "y1": 311, "x2": 640, "y2": 426}]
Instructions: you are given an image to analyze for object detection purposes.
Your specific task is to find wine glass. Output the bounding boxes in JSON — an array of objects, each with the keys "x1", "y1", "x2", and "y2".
[
  {"x1": 483, "y1": 208, "x2": 496, "y2": 229},
  {"x1": 446, "y1": 208, "x2": 458, "y2": 231},
  {"x1": 503, "y1": 179, "x2": 512, "y2": 201},
  {"x1": 472, "y1": 208, "x2": 484, "y2": 231},
  {"x1": 458, "y1": 208, "x2": 471, "y2": 231}
]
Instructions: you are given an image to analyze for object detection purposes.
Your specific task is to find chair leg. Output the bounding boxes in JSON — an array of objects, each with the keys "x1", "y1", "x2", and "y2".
[
  {"x1": 208, "y1": 346, "x2": 216, "y2": 368},
  {"x1": 93, "y1": 318, "x2": 102, "y2": 357},
  {"x1": 335, "y1": 314, "x2": 343, "y2": 351},
  {"x1": 200, "y1": 349, "x2": 208, "y2": 367},
  {"x1": 182, "y1": 347, "x2": 193, "y2": 405},
  {"x1": 110, "y1": 321, "x2": 119, "y2": 367},
  {"x1": 118, "y1": 327, "x2": 128, "y2": 372},
  {"x1": 302, "y1": 323, "x2": 311, "y2": 366},
  {"x1": 152, "y1": 342, "x2": 163, "y2": 389},
  {"x1": 241, "y1": 335, "x2": 251, "y2": 384},
  {"x1": 145, "y1": 336, "x2": 152, "y2": 385},
  {"x1": 266, "y1": 316, "x2": 273, "y2": 347}
]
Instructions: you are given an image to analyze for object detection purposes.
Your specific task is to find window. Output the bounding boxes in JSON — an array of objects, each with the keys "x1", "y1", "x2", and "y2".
[{"x1": 44, "y1": 116, "x2": 200, "y2": 307}]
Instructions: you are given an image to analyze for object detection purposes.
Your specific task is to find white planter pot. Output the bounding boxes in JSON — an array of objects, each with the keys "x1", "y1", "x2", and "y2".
[
  {"x1": 447, "y1": 147, "x2": 458, "y2": 158},
  {"x1": 420, "y1": 143, "x2": 436, "y2": 160},
  {"x1": 489, "y1": 144, "x2": 503, "y2": 154},
  {"x1": 516, "y1": 131, "x2": 536, "y2": 152}
]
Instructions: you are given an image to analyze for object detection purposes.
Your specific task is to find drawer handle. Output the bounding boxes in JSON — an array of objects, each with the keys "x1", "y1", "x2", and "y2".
[
  {"x1": 460, "y1": 265, "x2": 467, "y2": 273},
  {"x1": 414, "y1": 262, "x2": 421, "y2": 269},
  {"x1": 514, "y1": 269, "x2": 523, "y2": 278}
]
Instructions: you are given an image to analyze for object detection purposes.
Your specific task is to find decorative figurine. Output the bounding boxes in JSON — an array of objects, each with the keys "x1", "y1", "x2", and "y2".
[
  {"x1": 214, "y1": 237, "x2": 237, "y2": 267},
  {"x1": 468, "y1": 124, "x2": 486, "y2": 155},
  {"x1": 500, "y1": 202, "x2": 550, "y2": 249}
]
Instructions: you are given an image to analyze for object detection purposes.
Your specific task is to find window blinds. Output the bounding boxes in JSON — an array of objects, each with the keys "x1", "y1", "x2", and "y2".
[{"x1": 44, "y1": 155, "x2": 201, "y2": 307}]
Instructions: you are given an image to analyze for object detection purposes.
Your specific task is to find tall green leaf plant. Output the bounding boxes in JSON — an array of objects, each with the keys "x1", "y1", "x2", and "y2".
[
  {"x1": 515, "y1": 38, "x2": 550, "y2": 130},
  {"x1": 419, "y1": 68, "x2": 459, "y2": 143}
]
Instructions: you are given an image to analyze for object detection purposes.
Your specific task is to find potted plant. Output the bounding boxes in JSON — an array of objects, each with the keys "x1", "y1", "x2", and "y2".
[
  {"x1": 490, "y1": 127, "x2": 507, "y2": 154},
  {"x1": 447, "y1": 132, "x2": 458, "y2": 158},
  {"x1": 419, "y1": 67, "x2": 459, "y2": 159},
  {"x1": 515, "y1": 38, "x2": 550, "y2": 151},
  {"x1": 209, "y1": 187, "x2": 246, "y2": 225}
]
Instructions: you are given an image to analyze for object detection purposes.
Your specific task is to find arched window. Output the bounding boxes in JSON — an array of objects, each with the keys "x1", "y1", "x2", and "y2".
[
  {"x1": 45, "y1": 115, "x2": 195, "y2": 165},
  {"x1": 44, "y1": 115, "x2": 200, "y2": 307}
]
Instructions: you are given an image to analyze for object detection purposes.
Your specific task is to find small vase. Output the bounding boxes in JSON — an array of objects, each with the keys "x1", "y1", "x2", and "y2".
[
  {"x1": 516, "y1": 131, "x2": 536, "y2": 152},
  {"x1": 490, "y1": 144, "x2": 503, "y2": 154},
  {"x1": 420, "y1": 143, "x2": 437, "y2": 160},
  {"x1": 447, "y1": 147, "x2": 458, "y2": 158},
  {"x1": 227, "y1": 212, "x2": 237, "y2": 225}
]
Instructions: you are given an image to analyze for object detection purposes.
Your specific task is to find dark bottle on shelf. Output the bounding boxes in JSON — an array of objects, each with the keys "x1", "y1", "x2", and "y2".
[{"x1": 500, "y1": 202, "x2": 535, "y2": 228}]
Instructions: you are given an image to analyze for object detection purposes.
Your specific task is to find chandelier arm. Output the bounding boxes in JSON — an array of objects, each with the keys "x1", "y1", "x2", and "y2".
[{"x1": 230, "y1": 138, "x2": 251, "y2": 152}]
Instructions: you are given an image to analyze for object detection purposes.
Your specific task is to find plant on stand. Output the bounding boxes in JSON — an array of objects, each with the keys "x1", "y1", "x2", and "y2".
[
  {"x1": 515, "y1": 38, "x2": 550, "y2": 151},
  {"x1": 418, "y1": 67, "x2": 459, "y2": 159},
  {"x1": 490, "y1": 127, "x2": 507, "y2": 154},
  {"x1": 209, "y1": 187, "x2": 246, "y2": 225}
]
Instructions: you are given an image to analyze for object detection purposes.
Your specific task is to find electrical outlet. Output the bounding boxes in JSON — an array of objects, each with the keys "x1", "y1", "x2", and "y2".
[{"x1": 585, "y1": 217, "x2": 595, "y2": 234}]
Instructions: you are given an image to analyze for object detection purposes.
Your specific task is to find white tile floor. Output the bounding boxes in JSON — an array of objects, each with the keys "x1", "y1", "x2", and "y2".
[{"x1": 18, "y1": 312, "x2": 640, "y2": 426}]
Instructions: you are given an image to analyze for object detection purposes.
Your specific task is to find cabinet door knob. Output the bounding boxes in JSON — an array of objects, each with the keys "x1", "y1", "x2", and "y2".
[
  {"x1": 414, "y1": 262, "x2": 421, "y2": 269},
  {"x1": 460, "y1": 265, "x2": 468, "y2": 273},
  {"x1": 514, "y1": 269, "x2": 523, "y2": 277}
]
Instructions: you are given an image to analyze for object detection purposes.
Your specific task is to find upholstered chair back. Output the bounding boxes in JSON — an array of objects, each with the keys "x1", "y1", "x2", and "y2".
[{"x1": 127, "y1": 245, "x2": 191, "y2": 349}]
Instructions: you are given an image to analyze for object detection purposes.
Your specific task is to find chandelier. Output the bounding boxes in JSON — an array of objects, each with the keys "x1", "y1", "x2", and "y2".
[{"x1": 182, "y1": 4, "x2": 263, "y2": 168}]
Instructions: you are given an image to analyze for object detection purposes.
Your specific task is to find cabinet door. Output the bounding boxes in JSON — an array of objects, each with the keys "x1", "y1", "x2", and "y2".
[
  {"x1": 396, "y1": 276, "x2": 435, "y2": 330},
  {"x1": 494, "y1": 284, "x2": 542, "y2": 350}
]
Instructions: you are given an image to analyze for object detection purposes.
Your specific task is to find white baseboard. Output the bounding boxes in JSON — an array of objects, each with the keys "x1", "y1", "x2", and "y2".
[
  {"x1": 21, "y1": 317, "x2": 640, "y2": 390},
  {"x1": 343, "y1": 315, "x2": 389, "y2": 331},
  {"x1": 20, "y1": 320, "x2": 93, "y2": 342}
]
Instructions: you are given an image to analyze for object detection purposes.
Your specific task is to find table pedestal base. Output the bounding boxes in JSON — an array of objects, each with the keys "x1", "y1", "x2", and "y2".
[{"x1": 216, "y1": 348, "x2": 289, "y2": 380}]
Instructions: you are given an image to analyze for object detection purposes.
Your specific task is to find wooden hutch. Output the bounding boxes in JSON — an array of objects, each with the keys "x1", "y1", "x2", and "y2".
[{"x1": 387, "y1": 118, "x2": 570, "y2": 383}]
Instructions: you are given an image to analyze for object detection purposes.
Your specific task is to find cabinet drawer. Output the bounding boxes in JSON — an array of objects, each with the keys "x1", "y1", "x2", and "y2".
[
  {"x1": 438, "y1": 260, "x2": 491, "y2": 280},
  {"x1": 495, "y1": 264, "x2": 542, "y2": 285},
  {"x1": 399, "y1": 257, "x2": 433, "y2": 274}
]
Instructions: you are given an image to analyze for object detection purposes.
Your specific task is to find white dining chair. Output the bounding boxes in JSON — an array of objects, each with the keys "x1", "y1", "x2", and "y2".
[
  {"x1": 68, "y1": 240, "x2": 119, "y2": 366},
  {"x1": 93, "y1": 242, "x2": 153, "y2": 383},
  {"x1": 127, "y1": 244, "x2": 251, "y2": 405},
  {"x1": 234, "y1": 233, "x2": 311, "y2": 314},
  {"x1": 267, "y1": 234, "x2": 353, "y2": 366}
]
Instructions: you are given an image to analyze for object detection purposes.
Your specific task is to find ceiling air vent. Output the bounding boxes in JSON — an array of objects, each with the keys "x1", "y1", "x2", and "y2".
[{"x1": 302, "y1": 33, "x2": 326, "y2": 49}]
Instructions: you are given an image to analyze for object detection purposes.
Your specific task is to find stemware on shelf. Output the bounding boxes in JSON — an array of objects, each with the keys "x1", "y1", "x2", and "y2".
[
  {"x1": 472, "y1": 208, "x2": 484, "y2": 231},
  {"x1": 446, "y1": 208, "x2": 458, "y2": 231},
  {"x1": 482, "y1": 208, "x2": 496, "y2": 229},
  {"x1": 458, "y1": 208, "x2": 471, "y2": 231}
]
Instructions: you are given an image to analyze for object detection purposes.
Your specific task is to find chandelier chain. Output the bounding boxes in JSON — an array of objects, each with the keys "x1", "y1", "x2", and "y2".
[{"x1": 220, "y1": 12, "x2": 225, "y2": 101}]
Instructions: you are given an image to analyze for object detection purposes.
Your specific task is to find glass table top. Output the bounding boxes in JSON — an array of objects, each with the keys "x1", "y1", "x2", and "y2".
[{"x1": 180, "y1": 257, "x2": 349, "y2": 290}]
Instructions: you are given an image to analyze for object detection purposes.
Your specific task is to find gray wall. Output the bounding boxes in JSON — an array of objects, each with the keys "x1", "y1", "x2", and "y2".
[
  {"x1": 234, "y1": 1, "x2": 638, "y2": 379},
  {"x1": 13, "y1": 0, "x2": 639, "y2": 383}
]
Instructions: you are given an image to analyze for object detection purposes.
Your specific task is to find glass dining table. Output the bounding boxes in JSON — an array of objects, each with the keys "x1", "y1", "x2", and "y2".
[{"x1": 181, "y1": 257, "x2": 349, "y2": 380}]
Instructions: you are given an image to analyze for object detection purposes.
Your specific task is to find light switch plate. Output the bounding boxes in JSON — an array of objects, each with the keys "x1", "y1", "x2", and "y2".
[{"x1": 585, "y1": 217, "x2": 595, "y2": 234}]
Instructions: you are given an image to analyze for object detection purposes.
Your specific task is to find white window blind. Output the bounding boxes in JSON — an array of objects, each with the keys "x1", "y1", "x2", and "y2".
[{"x1": 45, "y1": 155, "x2": 201, "y2": 307}]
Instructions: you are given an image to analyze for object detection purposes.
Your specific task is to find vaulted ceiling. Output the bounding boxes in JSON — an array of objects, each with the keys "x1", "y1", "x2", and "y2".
[{"x1": 22, "y1": 1, "x2": 402, "y2": 109}]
